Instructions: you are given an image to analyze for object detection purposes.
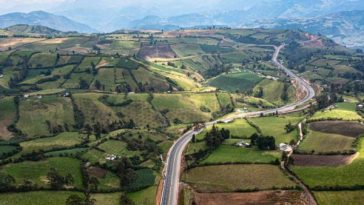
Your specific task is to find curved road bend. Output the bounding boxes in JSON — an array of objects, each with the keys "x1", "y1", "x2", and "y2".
[{"x1": 160, "y1": 44, "x2": 316, "y2": 205}]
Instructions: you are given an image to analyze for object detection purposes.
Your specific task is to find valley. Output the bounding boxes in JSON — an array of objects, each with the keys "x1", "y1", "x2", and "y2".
[{"x1": 0, "y1": 26, "x2": 364, "y2": 205}]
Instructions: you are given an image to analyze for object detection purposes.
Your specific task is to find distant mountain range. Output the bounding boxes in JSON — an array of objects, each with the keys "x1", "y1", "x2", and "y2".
[
  {"x1": 1, "y1": 1, "x2": 364, "y2": 49},
  {"x1": 252, "y1": 10, "x2": 364, "y2": 49},
  {"x1": 52, "y1": 0, "x2": 364, "y2": 31},
  {"x1": 0, "y1": 11, "x2": 97, "y2": 33}
]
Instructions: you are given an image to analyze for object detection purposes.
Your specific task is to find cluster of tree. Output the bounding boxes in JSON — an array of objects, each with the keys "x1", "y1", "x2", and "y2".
[
  {"x1": 93, "y1": 80, "x2": 105, "y2": 90},
  {"x1": 47, "y1": 168, "x2": 74, "y2": 189},
  {"x1": 99, "y1": 95, "x2": 133, "y2": 107},
  {"x1": 83, "y1": 119, "x2": 135, "y2": 138},
  {"x1": 66, "y1": 194, "x2": 95, "y2": 205},
  {"x1": 315, "y1": 92, "x2": 343, "y2": 110},
  {"x1": 205, "y1": 125, "x2": 230, "y2": 150},
  {"x1": 254, "y1": 87, "x2": 264, "y2": 98},
  {"x1": 0, "y1": 174, "x2": 15, "y2": 191},
  {"x1": 79, "y1": 78, "x2": 90, "y2": 89},
  {"x1": 116, "y1": 157, "x2": 137, "y2": 190},
  {"x1": 0, "y1": 145, "x2": 21, "y2": 160},
  {"x1": 124, "y1": 138, "x2": 161, "y2": 156},
  {"x1": 45, "y1": 120, "x2": 71, "y2": 134},
  {"x1": 281, "y1": 82, "x2": 290, "y2": 102},
  {"x1": 250, "y1": 133, "x2": 276, "y2": 150},
  {"x1": 212, "y1": 104, "x2": 234, "y2": 118},
  {"x1": 344, "y1": 81, "x2": 364, "y2": 94},
  {"x1": 70, "y1": 95, "x2": 85, "y2": 129},
  {"x1": 285, "y1": 122, "x2": 296, "y2": 133}
]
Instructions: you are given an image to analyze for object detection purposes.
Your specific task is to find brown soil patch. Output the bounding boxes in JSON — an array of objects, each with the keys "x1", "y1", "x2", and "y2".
[
  {"x1": 156, "y1": 179, "x2": 163, "y2": 205},
  {"x1": 0, "y1": 119, "x2": 13, "y2": 140},
  {"x1": 194, "y1": 191, "x2": 309, "y2": 205},
  {"x1": 39, "y1": 38, "x2": 69, "y2": 44},
  {"x1": 64, "y1": 45, "x2": 90, "y2": 54},
  {"x1": 292, "y1": 153, "x2": 358, "y2": 166},
  {"x1": 0, "y1": 38, "x2": 43, "y2": 49},
  {"x1": 309, "y1": 121, "x2": 364, "y2": 137},
  {"x1": 87, "y1": 166, "x2": 107, "y2": 178},
  {"x1": 96, "y1": 59, "x2": 109, "y2": 68},
  {"x1": 138, "y1": 44, "x2": 176, "y2": 59}
]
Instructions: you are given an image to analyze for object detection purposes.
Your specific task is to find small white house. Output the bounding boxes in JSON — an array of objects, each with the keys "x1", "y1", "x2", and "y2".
[
  {"x1": 279, "y1": 143, "x2": 293, "y2": 152},
  {"x1": 0, "y1": 74, "x2": 3, "y2": 78},
  {"x1": 23, "y1": 94, "x2": 30, "y2": 98},
  {"x1": 105, "y1": 154, "x2": 118, "y2": 161},
  {"x1": 236, "y1": 141, "x2": 250, "y2": 148}
]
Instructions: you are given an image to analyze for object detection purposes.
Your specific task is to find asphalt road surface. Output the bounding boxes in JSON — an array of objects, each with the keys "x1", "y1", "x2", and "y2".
[{"x1": 160, "y1": 44, "x2": 316, "y2": 205}]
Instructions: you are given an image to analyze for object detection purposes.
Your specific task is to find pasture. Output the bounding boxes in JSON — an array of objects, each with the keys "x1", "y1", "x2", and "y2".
[
  {"x1": 292, "y1": 138, "x2": 364, "y2": 189},
  {"x1": 0, "y1": 97, "x2": 16, "y2": 139},
  {"x1": 0, "y1": 191, "x2": 83, "y2": 205},
  {"x1": 19, "y1": 132, "x2": 84, "y2": 153},
  {"x1": 0, "y1": 157, "x2": 83, "y2": 189},
  {"x1": 16, "y1": 96, "x2": 75, "y2": 138},
  {"x1": 310, "y1": 102, "x2": 362, "y2": 121},
  {"x1": 207, "y1": 72, "x2": 263, "y2": 92},
  {"x1": 183, "y1": 164, "x2": 296, "y2": 192},
  {"x1": 201, "y1": 145, "x2": 280, "y2": 165},
  {"x1": 298, "y1": 130, "x2": 356, "y2": 154},
  {"x1": 250, "y1": 116, "x2": 303, "y2": 145},
  {"x1": 314, "y1": 191, "x2": 364, "y2": 205}
]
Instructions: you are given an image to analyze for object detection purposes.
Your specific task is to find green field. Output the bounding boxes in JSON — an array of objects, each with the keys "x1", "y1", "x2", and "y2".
[
  {"x1": 98, "y1": 140, "x2": 141, "y2": 158},
  {"x1": 208, "y1": 72, "x2": 263, "y2": 92},
  {"x1": 0, "y1": 157, "x2": 83, "y2": 189},
  {"x1": 73, "y1": 93, "x2": 119, "y2": 129},
  {"x1": 298, "y1": 130, "x2": 356, "y2": 154},
  {"x1": 253, "y1": 79, "x2": 295, "y2": 106},
  {"x1": 183, "y1": 164, "x2": 296, "y2": 192},
  {"x1": 0, "y1": 191, "x2": 83, "y2": 205},
  {"x1": 196, "y1": 119, "x2": 257, "y2": 141},
  {"x1": 314, "y1": 191, "x2": 364, "y2": 205},
  {"x1": 16, "y1": 96, "x2": 75, "y2": 138},
  {"x1": 201, "y1": 145, "x2": 280, "y2": 165},
  {"x1": 127, "y1": 185, "x2": 157, "y2": 205},
  {"x1": 109, "y1": 94, "x2": 167, "y2": 129},
  {"x1": 311, "y1": 102, "x2": 362, "y2": 121},
  {"x1": 127, "y1": 169, "x2": 156, "y2": 191},
  {"x1": 0, "y1": 97, "x2": 16, "y2": 139},
  {"x1": 92, "y1": 193, "x2": 121, "y2": 205},
  {"x1": 76, "y1": 57, "x2": 101, "y2": 72},
  {"x1": 250, "y1": 116, "x2": 302, "y2": 145},
  {"x1": 293, "y1": 138, "x2": 364, "y2": 189},
  {"x1": 28, "y1": 53, "x2": 56, "y2": 68},
  {"x1": 151, "y1": 93, "x2": 211, "y2": 123},
  {"x1": 20, "y1": 132, "x2": 84, "y2": 153}
]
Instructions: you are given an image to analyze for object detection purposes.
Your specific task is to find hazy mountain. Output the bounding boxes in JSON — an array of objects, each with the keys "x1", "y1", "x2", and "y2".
[
  {"x1": 104, "y1": 0, "x2": 364, "y2": 30},
  {"x1": 0, "y1": 11, "x2": 97, "y2": 33},
  {"x1": 253, "y1": 10, "x2": 364, "y2": 49}
]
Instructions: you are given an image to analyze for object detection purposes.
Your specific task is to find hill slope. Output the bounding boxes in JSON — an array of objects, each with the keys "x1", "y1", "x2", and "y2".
[{"x1": 5, "y1": 24, "x2": 75, "y2": 36}]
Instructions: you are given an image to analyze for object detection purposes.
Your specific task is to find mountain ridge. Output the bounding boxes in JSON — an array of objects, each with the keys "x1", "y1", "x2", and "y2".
[{"x1": 0, "y1": 11, "x2": 97, "y2": 33}]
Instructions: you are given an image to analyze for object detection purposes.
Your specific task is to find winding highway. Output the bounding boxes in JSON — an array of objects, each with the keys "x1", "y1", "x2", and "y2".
[{"x1": 160, "y1": 44, "x2": 316, "y2": 205}]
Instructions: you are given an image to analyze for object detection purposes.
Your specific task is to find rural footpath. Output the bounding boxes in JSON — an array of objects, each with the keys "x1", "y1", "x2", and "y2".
[{"x1": 160, "y1": 45, "x2": 316, "y2": 205}]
